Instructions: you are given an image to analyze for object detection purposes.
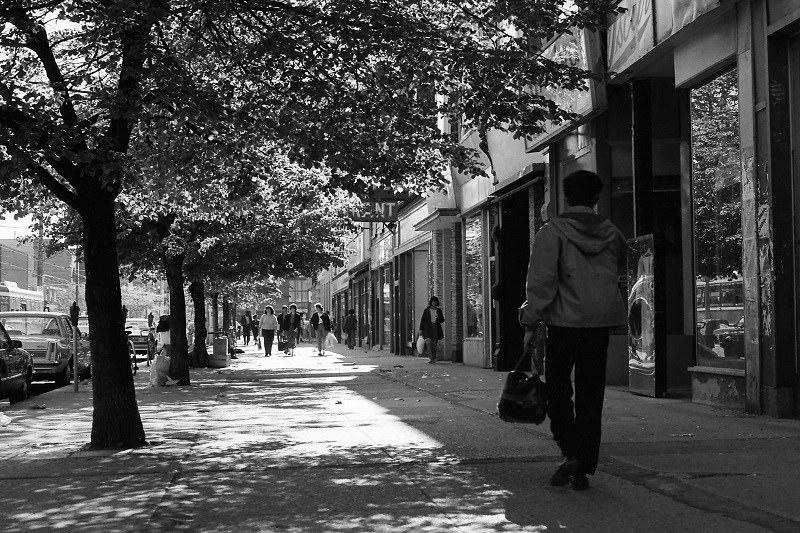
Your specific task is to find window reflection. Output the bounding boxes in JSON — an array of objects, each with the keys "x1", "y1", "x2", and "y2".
[
  {"x1": 691, "y1": 68, "x2": 745, "y2": 370},
  {"x1": 465, "y1": 216, "x2": 484, "y2": 338}
]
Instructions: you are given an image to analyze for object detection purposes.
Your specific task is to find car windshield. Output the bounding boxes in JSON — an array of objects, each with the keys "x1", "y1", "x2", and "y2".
[{"x1": 0, "y1": 316, "x2": 61, "y2": 337}]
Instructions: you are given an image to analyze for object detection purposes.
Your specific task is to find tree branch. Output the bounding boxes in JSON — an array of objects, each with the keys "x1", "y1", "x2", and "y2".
[
  {"x1": 31, "y1": 164, "x2": 81, "y2": 209},
  {"x1": 7, "y1": 5, "x2": 83, "y2": 130}
]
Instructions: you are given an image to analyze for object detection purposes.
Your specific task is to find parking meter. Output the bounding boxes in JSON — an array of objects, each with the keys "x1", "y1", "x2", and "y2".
[{"x1": 70, "y1": 301, "x2": 79, "y2": 326}]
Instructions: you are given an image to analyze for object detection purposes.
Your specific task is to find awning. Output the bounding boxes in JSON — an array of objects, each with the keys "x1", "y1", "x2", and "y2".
[
  {"x1": 348, "y1": 259, "x2": 370, "y2": 277},
  {"x1": 413, "y1": 208, "x2": 462, "y2": 232}
]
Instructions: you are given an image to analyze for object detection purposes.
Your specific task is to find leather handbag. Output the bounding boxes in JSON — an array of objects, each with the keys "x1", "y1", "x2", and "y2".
[{"x1": 497, "y1": 346, "x2": 547, "y2": 424}]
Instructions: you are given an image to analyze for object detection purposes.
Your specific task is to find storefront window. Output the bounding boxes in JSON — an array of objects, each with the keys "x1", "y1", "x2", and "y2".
[
  {"x1": 691, "y1": 68, "x2": 745, "y2": 370},
  {"x1": 464, "y1": 215, "x2": 484, "y2": 338},
  {"x1": 382, "y1": 267, "x2": 391, "y2": 348}
]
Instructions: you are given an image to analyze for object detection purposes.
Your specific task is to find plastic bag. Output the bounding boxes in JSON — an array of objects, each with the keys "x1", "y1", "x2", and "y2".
[
  {"x1": 416, "y1": 336, "x2": 425, "y2": 355},
  {"x1": 325, "y1": 332, "x2": 337, "y2": 348},
  {"x1": 149, "y1": 353, "x2": 171, "y2": 387}
]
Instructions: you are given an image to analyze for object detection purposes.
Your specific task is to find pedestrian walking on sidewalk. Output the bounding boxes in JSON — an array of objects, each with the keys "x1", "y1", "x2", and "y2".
[
  {"x1": 310, "y1": 303, "x2": 332, "y2": 356},
  {"x1": 276, "y1": 306, "x2": 288, "y2": 346},
  {"x1": 260, "y1": 306, "x2": 279, "y2": 356},
  {"x1": 281, "y1": 304, "x2": 302, "y2": 355},
  {"x1": 418, "y1": 296, "x2": 444, "y2": 363},
  {"x1": 519, "y1": 170, "x2": 627, "y2": 491},
  {"x1": 343, "y1": 309, "x2": 357, "y2": 349},
  {"x1": 295, "y1": 311, "x2": 305, "y2": 345},
  {"x1": 252, "y1": 310, "x2": 262, "y2": 350},
  {"x1": 241, "y1": 310, "x2": 253, "y2": 345}
]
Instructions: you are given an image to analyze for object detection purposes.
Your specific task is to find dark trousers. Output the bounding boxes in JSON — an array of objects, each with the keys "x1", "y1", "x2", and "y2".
[
  {"x1": 243, "y1": 327, "x2": 250, "y2": 344},
  {"x1": 545, "y1": 325, "x2": 609, "y2": 475},
  {"x1": 263, "y1": 329, "x2": 274, "y2": 355}
]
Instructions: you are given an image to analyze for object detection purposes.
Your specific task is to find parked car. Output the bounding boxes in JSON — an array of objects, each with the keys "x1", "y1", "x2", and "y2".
[
  {"x1": 125, "y1": 318, "x2": 156, "y2": 357},
  {"x1": 0, "y1": 311, "x2": 90, "y2": 384},
  {"x1": 713, "y1": 316, "x2": 745, "y2": 358},
  {"x1": 0, "y1": 321, "x2": 33, "y2": 404}
]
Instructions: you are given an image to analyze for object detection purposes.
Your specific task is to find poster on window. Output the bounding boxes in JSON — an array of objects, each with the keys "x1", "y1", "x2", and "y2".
[{"x1": 627, "y1": 234, "x2": 665, "y2": 397}]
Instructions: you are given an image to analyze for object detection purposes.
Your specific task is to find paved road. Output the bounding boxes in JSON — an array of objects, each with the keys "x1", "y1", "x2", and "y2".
[{"x1": 0, "y1": 344, "x2": 797, "y2": 532}]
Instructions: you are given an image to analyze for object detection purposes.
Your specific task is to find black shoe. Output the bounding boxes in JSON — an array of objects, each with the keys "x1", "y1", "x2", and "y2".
[
  {"x1": 551, "y1": 458, "x2": 581, "y2": 486},
  {"x1": 570, "y1": 474, "x2": 589, "y2": 491}
]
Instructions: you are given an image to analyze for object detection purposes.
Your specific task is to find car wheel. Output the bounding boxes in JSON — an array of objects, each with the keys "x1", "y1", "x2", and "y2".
[
  {"x1": 9, "y1": 372, "x2": 30, "y2": 404},
  {"x1": 55, "y1": 361, "x2": 71, "y2": 387}
]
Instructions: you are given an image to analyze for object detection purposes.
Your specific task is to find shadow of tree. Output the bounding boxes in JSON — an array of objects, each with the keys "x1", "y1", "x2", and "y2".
[{"x1": 3, "y1": 348, "x2": 759, "y2": 532}]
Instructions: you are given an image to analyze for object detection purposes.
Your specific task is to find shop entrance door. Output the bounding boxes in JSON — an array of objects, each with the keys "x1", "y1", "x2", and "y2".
[{"x1": 790, "y1": 33, "x2": 800, "y2": 376}]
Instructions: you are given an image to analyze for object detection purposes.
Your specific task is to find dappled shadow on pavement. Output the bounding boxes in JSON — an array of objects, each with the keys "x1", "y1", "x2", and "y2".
[{"x1": 0, "y1": 345, "x2": 775, "y2": 532}]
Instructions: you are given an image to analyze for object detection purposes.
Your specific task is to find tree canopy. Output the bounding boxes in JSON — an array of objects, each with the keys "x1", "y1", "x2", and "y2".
[{"x1": 1, "y1": 0, "x2": 622, "y2": 448}]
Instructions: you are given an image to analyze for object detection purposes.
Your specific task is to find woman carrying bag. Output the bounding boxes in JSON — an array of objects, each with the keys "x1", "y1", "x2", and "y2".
[{"x1": 418, "y1": 296, "x2": 444, "y2": 364}]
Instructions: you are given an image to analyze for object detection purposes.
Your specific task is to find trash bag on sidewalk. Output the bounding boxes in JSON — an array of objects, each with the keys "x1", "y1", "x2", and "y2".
[
  {"x1": 149, "y1": 353, "x2": 171, "y2": 387},
  {"x1": 325, "y1": 332, "x2": 337, "y2": 348}
]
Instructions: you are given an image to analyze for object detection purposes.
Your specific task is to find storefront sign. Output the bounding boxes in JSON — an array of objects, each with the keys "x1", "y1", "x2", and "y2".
[
  {"x1": 655, "y1": 0, "x2": 719, "y2": 43},
  {"x1": 525, "y1": 29, "x2": 603, "y2": 153},
  {"x1": 607, "y1": 0, "x2": 655, "y2": 74},
  {"x1": 350, "y1": 201, "x2": 400, "y2": 222}
]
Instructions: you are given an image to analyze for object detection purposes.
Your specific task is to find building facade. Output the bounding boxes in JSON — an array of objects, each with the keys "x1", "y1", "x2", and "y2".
[{"x1": 314, "y1": 0, "x2": 800, "y2": 417}]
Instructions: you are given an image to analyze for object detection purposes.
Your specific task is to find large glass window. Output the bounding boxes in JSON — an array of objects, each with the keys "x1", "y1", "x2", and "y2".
[
  {"x1": 382, "y1": 267, "x2": 391, "y2": 348},
  {"x1": 691, "y1": 68, "x2": 745, "y2": 370},
  {"x1": 464, "y1": 215, "x2": 484, "y2": 338}
]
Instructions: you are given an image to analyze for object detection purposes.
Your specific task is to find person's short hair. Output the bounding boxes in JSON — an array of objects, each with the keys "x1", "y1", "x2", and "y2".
[
  {"x1": 563, "y1": 170, "x2": 602, "y2": 207},
  {"x1": 315, "y1": 303, "x2": 323, "y2": 310},
  {"x1": 265, "y1": 306, "x2": 274, "y2": 314},
  {"x1": 289, "y1": 304, "x2": 297, "y2": 310},
  {"x1": 429, "y1": 296, "x2": 440, "y2": 306}
]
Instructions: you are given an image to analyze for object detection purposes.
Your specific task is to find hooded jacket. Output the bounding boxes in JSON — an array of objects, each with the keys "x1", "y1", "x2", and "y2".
[{"x1": 519, "y1": 206, "x2": 627, "y2": 329}]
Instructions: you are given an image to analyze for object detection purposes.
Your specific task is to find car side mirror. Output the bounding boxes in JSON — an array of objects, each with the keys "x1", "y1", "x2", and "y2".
[{"x1": 11, "y1": 339, "x2": 22, "y2": 348}]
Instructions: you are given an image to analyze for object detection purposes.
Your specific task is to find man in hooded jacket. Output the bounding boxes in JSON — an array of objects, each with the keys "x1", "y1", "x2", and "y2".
[{"x1": 519, "y1": 170, "x2": 627, "y2": 491}]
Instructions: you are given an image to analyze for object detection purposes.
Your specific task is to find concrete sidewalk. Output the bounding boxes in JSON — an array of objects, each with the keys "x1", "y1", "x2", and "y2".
[{"x1": 0, "y1": 341, "x2": 798, "y2": 532}]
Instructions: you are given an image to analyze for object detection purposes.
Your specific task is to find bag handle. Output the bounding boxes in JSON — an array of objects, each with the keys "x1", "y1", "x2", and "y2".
[{"x1": 514, "y1": 345, "x2": 544, "y2": 375}]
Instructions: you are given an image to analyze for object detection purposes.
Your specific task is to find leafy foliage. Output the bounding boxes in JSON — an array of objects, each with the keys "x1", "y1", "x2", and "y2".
[{"x1": 691, "y1": 69, "x2": 742, "y2": 279}]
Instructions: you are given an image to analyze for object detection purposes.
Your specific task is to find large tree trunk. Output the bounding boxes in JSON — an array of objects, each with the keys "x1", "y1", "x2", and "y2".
[
  {"x1": 81, "y1": 194, "x2": 146, "y2": 448},
  {"x1": 188, "y1": 281, "x2": 208, "y2": 368},
  {"x1": 222, "y1": 294, "x2": 230, "y2": 333},
  {"x1": 164, "y1": 253, "x2": 189, "y2": 385},
  {"x1": 210, "y1": 292, "x2": 219, "y2": 334}
]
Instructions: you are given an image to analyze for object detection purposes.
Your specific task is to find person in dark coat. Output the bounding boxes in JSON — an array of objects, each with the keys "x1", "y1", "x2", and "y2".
[
  {"x1": 520, "y1": 170, "x2": 627, "y2": 491},
  {"x1": 310, "y1": 303, "x2": 332, "y2": 356},
  {"x1": 418, "y1": 296, "x2": 444, "y2": 363},
  {"x1": 240, "y1": 310, "x2": 252, "y2": 345},
  {"x1": 281, "y1": 304, "x2": 302, "y2": 355},
  {"x1": 343, "y1": 309, "x2": 357, "y2": 350},
  {"x1": 275, "y1": 305, "x2": 288, "y2": 344}
]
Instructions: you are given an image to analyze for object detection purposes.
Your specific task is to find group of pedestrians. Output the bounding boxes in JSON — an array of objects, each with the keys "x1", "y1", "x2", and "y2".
[{"x1": 239, "y1": 304, "x2": 339, "y2": 357}]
